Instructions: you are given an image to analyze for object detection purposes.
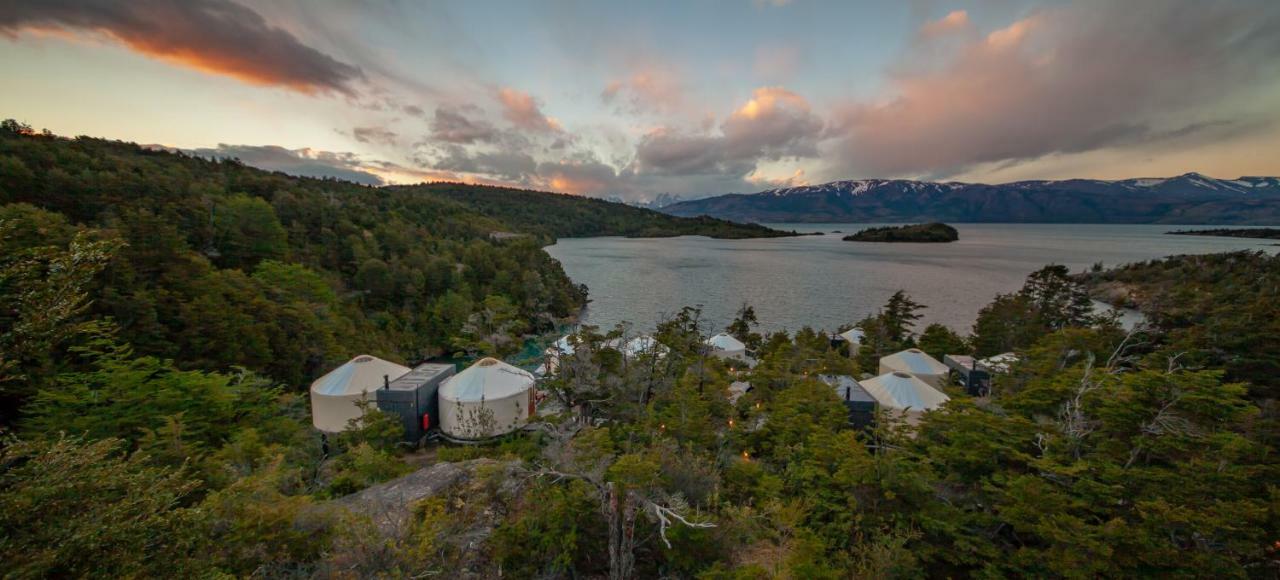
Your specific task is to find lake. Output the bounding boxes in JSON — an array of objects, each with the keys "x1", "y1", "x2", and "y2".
[{"x1": 544, "y1": 224, "x2": 1278, "y2": 335}]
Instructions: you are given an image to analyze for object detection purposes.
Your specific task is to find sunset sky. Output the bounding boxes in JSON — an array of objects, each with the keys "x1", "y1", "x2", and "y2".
[{"x1": 3, "y1": 0, "x2": 1279, "y2": 201}]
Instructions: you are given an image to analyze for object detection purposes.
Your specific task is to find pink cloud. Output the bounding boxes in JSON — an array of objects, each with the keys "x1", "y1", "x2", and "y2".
[
  {"x1": 496, "y1": 87, "x2": 562, "y2": 133},
  {"x1": 0, "y1": 0, "x2": 363, "y2": 95},
  {"x1": 919, "y1": 10, "x2": 970, "y2": 38},
  {"x1": 827, "y1": 2, "x2": 1280, "y2": 178},
  {"x1": 601, "y1": 66, "x2": 685, "y2": 114}
]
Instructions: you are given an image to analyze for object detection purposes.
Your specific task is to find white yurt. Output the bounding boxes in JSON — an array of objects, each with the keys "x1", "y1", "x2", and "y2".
[
  {"x1": 858, "y1": 371, "x2": 951, "y2": 425},
  {"x1": 706, "y1": 333, "x2": 748, "y2": 360},
  {"x1": 838, "y1": 327, "x2": 865, "y2": 345},
  {"x1": 310, "y1": 355, "x2": 411, "y2": 432},
  {"x1": 879, "y1": 348, "x2": 950, "y2": 390},
  {"x1": 537, "y1": 334, "x2": 579, "y2": 376},
  {"x1": 438, "y1": 357, "x2": 536, "y2": 440},
  {"x1": 624, "y1": 335, "x2": 669, "y2": 358}
]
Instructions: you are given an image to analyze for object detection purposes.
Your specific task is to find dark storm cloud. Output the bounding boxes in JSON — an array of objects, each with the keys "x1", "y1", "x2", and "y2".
[{"x1": 0, "y1": 0, "x2": 364, "y2": 94}]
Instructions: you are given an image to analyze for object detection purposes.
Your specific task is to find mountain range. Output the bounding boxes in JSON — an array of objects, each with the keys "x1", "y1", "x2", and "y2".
[{"x1": 660, "y1": 173, "x2": 1280, "y2": 224}]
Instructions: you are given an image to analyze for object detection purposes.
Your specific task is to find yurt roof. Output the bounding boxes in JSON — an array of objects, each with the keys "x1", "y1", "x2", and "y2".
[
  {"x1": 624, "y1": 335, "x2": 668, "y2": 357},
  {"x1": 881, "y1": 349, "x2": 949, "y2": 375},
  {"x1": 440, "y1": 357, "x2": 534, "y2": 402},
  {"x1": 838, "y1": 328, "x2": 865, "y2": 344},
  {"x1": 820, "y1": 374, "x2": 878, "y2": 404},
  {"x1": 551, "y1": 335, "x2": 577, "y2": 355},
  {"x1": 310, "y1": 355, "x2": 410, "y2": 397},
  {"x1": 859, "y1": 371, "x2": 950, "y2": 411},
  {"x1": 706, "y1": 333, "x2": 746, "y2": 352}
]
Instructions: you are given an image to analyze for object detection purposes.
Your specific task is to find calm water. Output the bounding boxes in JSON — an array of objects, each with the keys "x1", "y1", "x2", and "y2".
[{"x1": 544, "y1": 224, "x2": 1278, "y2": 335}]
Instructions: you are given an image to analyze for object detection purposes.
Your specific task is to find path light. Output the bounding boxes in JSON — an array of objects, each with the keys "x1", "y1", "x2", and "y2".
[
  {"x1": 728, "y1": 418, "x2": 735, "y2": 428},
  {"x1": 742, "y1": 450, "x2": 750, "y2": 460}
]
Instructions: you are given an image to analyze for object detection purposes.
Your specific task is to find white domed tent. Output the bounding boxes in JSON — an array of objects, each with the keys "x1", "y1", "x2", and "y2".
[
  {"x1": 879, "y1": 349, "x2": 950, "y2": 390},
  {"x1": 311, "y1": 355, "x2": 411, "y2": 432},
  {"x1": 439, "y1": 358, "x2": 536, "y2": 440},
  {"x1": 706, "y1": 333, "x2": 747, "y2": 361},
  {"x1": 537, "y1": 334, "x2": 579, "y2": 376},
  {"x1": 624, "y1": 335, "x2": 669, "y2": 358},
  {"x1": 837, "y1": 328, "x2": 865, "y2": 345},
  {"x1": 859, "y1": 371, "x2": 950, "y2": 425}
]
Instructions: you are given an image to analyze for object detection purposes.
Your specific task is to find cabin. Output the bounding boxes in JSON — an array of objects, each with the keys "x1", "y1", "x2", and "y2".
[
  {"x1": 310, "y1": 355, "x2": 411, "y2": 433},
  {"x1": 376, "y1": 362, "x2": 456, "y2": 444},
  {"x1": 943, "y1": 354, "x2": 991, "y2": 396},
  {"x1": 820, "y1": 375, "x2": 878, "y2": 429}
]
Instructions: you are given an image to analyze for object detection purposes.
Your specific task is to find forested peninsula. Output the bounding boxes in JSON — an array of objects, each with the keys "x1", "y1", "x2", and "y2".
[
  {"x1": 1167, "y1": 227, "x2": 1280, "y2": 240},
  {"x1": 843, "y1": 222, "x2": 959, "y2": 242}
]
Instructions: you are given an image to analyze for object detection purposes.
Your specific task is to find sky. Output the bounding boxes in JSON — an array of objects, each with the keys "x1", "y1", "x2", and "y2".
[{"x1": 2, "y1": 0, "x2": 1279, "y2": 201}]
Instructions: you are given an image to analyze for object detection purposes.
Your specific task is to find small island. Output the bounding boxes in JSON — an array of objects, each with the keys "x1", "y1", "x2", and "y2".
[
  {"x1": 1167, "y1": 228, "x2": 1280, "y2": 240},
  {"x1": 843, "y1": 222, "x2": 959, "y2": 243}
]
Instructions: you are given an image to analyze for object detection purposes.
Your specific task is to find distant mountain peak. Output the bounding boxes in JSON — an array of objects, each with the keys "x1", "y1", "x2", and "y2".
[{"x1": 662, "y1": 173, "x2": 1280, "y2": 224}]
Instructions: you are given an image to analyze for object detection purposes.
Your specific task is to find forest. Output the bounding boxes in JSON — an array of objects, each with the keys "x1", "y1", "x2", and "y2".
[
  {"x1": 842, "y1": 222, "x2": 959, "y2": 243},
  {"x1": 1, "y1": 121, "x2": 1278, "y2": 578}
]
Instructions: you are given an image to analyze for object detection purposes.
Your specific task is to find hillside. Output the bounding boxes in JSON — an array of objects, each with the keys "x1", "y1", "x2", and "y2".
[
  {"x1": 843, "y1": 222, "x2": 958, "y2": 243},
  {"x1": 400, "y1": 183, "x2": 795, "y2": 239},
  {"x1": 4, "y1": 126, "x2": 789, "y2": 399},
  {"x1": 662, "y1": 175, "x2": 1280, "y2": 224}
]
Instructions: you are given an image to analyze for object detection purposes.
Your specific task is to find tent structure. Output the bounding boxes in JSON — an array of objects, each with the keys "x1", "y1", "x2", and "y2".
[
  {"x1": 537, "y1": 334, "x2": 580, "y2": 377},
  {"x1": 311, "y1": 355, "x2": 411, "y2": 432},
  {"x1": 858, "y1": 371, "x2": 950, "y2": 425},
  {"x1": 706, "y1": 333, "x2": 748, "y2": 361},
  {"x1": 438, "y1": 357, "x2": 536, "y2": 440},
  {"x1": 879, "y1": 349, "x2": 950, "y2": 390},
  {"x1": 623, "y1": 335, "x2": 669, "y2": 358},
  {"x1": 980, "y1": 352, "x2": 1019, "y2": 374},
  {"x1": 837, "y1": 328, "x2": 865, "y2": 345}
]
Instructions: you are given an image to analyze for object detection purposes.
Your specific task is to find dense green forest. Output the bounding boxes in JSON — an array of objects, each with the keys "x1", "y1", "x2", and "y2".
[
  {"x1": 843, "y1": 222, "x2": 959, "y2": 243},
  {"x1": 401, "y1": 183, "x2": 797, "y2": 239},
  {"x1": 0, "y1": 124, "x2": 782, "y2": 394},
  {"x1": 1167, "y1": 228, "x2": 1280, "y2": 240},
  {"x1": 1, "y1": 121, "x2": 1277, "y2": 577}
]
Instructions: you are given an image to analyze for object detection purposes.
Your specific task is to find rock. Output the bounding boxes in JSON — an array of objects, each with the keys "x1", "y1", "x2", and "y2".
[{"x1": 337, "y1": 458, "x2": 521, "y2": 535}]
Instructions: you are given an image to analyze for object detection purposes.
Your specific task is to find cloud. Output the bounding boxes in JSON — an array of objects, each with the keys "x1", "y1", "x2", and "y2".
[
  {"x1": 496, "y1": 87, "x2": 562, "y2": 132},
  {"x1": 601, "y1": 66, "x2": 685, "y2": 115},
  {"x1": 180, "y1": 144, "x2": 384, "y2": 185},
  {"x1": 918, "y1": 10, "x2": 969, "y2": 38},
  {"x1": 634, "y1": 87, "x2": 822, "y2": 177},
  {"x1": 427, "y1": 144, "x2": 538, "y2": 182},
  {"x1": 826, "y1": 1, "x2": 1280, "y2": 178},
  {"x1": 0, "y1": 0, "x2": 364, "y2": 95},
  {"x1": 429, "y1": 105, "x2": 499, "y2": 144},
  {"x1": 537, "y1": 157, "x2": 623, "y2": 196},
  {"x1": 352, "y1": 126, "x2": 398, "y2": 146}
]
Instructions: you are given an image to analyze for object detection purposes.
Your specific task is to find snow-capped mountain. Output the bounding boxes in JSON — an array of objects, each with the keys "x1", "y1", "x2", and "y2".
[{"x1": 661, "y1": 173, "x2": 1280, "y2": 224}]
